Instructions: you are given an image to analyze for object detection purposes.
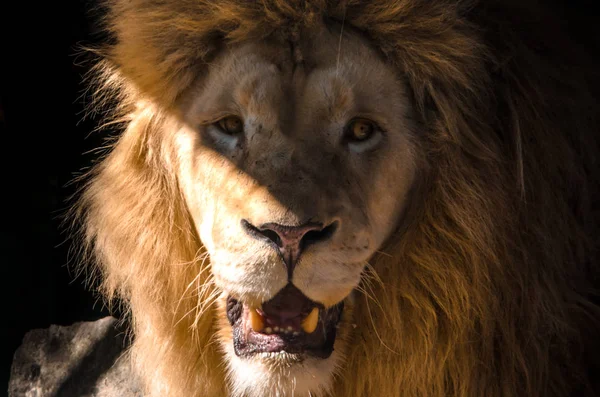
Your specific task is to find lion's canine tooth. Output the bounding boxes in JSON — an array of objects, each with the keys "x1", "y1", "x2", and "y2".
[
  {"x1": 249, "y1": 308, "x2": 264, "y2": 332},
  {"x1": 301, "y1": 307, "x2": 319, "y2": 334}
]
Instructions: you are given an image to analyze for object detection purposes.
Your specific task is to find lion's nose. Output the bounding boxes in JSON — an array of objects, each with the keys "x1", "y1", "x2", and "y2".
[{"x1": 242, "y1": 220, "x2": 338, "y2": 278}]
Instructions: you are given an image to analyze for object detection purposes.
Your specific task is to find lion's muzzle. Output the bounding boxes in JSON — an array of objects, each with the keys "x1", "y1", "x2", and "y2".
[{"x1": 226, "y1": 284, "x2": 344, "y2": 358}]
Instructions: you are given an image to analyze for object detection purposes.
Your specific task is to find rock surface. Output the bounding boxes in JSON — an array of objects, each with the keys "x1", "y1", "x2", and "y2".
[{"x1": 9, "y1": 317, "x2": 142, "y2": 397}]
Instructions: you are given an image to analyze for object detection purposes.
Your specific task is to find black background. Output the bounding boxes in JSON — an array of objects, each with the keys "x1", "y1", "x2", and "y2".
[
  {"x1": 0, "y1": 1, "x2": 598, "y2": 395},
  {"x1": 1, "y1": 1, "x2": 111, "y2": 393}
]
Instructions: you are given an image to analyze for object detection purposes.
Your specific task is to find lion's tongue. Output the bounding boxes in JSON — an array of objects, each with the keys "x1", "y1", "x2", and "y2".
[
  {"x1": 228, "y1": 286, "x2": 343, "y2": 358},
  {"x1": 248, "y1": 284, "x2": 319, "y2": 334}
]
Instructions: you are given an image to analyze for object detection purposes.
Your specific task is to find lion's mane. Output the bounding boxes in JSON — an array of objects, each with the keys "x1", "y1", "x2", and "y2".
[{"x1": 75, "y1": 1, "x2": 600, "y2": 396}]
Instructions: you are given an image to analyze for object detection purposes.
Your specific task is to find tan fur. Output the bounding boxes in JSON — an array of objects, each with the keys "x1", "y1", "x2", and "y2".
[{"x1": 74, "y1": 1, "x2": 600, "y2": 396}]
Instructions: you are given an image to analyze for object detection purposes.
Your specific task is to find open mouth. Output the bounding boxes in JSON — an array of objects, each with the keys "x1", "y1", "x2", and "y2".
[{"x1": 226, "y1": 284, "x2": 344, "y2": 359}]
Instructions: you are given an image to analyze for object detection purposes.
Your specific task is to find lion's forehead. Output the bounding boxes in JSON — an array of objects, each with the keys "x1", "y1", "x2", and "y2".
[{"x1": 185, "y1": 27, "x2": 408, "y2": 139}]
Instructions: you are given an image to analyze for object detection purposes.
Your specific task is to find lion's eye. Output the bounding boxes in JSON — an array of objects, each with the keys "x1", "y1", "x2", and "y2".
[
  {"x1": 343, "y1": 118, "x2": 382, "y2": 152},
  {"x1": 216, "y1": 116, "x2": 244, "y2": 135},
  {"x1": 346, "y1": 119, "x2": 375, "y2": 142}
]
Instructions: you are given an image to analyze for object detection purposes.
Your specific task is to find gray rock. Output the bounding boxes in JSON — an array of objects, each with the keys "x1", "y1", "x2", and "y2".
[{"x1": 9, "y1": 317, "x2": 142, "y2": 397}]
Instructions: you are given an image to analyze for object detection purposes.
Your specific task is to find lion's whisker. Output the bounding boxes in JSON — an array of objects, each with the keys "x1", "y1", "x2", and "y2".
[
  {"x1": 173, "y1": 254, "x2": 213, "y2": 316},
  {"x1": 335, "y1": 4, "x2": 347, "y2": 78},
  {"x1": 176, "y1": 284, "x2": 219, "y2": 328},
  {"x1": 363, "y1": 291, "x2": 401, "y2": 356},
  {"x1": 375, "y1": 249, "x2": 394, "y2": 258}
]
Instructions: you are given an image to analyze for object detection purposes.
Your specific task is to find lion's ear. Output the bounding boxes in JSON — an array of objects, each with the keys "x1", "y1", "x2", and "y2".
[
  {"x1": 101, "y1": 0, "x2": 206, "y2": 108},
  {"x1": 101, "y1": 0, "x2": 277, "y2": 110}
]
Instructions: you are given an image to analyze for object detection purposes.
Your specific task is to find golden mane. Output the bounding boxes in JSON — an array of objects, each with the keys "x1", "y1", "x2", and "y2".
[{"x1": 74, "y1": 1, "x2": 600, "y2": 396}]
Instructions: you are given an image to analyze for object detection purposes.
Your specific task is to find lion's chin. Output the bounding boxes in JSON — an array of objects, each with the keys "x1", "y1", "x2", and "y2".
[{"x1": 226, "y1": 284, "x2": 344, "y2": 360}]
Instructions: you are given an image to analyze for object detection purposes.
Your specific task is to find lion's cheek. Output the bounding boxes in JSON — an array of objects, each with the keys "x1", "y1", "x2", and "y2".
[
  {"x1": 292, "y1": 257, "x2": 364, "y2": 307},
  {"x1": 210, "y1": 249, "x2": 289, "y2": 305},
  {"x1": 367, "y1": 153, "x2": 417, "y2": 247}
]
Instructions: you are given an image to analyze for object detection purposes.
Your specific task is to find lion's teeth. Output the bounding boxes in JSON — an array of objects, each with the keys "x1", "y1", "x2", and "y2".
[
  {"x1": 301, "y1": 307, "x2": 319, "y2": 334},
  {"x1": 249, "y1": 308, "x2": 264, "y2": 332}
]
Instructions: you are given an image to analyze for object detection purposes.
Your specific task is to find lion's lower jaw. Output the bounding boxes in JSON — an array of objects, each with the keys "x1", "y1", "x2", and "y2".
[
  {"x1": 223, "y1": 343, "x2": 342, "y2": 397},
  {"x1": 130, "y1": 329, "x2": 341, "y2": 397},
  {"x1": 218, "y1": 295, "x2": 354, "y2": 397}
]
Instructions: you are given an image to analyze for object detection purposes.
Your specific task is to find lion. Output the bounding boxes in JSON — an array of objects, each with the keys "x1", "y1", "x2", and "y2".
[{"x1": 73, "y1": 1, "x2": 600, "y2": 396}]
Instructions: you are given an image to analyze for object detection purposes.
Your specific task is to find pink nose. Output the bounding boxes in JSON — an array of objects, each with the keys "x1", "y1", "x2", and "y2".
[{"x1": 242, "y1": 220, "x2": 337, "y2": 278}]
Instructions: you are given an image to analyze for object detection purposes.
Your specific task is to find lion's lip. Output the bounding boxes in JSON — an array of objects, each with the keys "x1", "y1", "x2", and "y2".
[{"x1": 226, "y1": 284, "x2": 344, "y2": 358}]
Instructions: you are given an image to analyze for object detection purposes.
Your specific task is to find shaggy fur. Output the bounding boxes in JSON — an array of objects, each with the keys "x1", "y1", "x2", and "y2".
[{"x1": 74, "y1": 1, "x2": 600, "y2": 396}]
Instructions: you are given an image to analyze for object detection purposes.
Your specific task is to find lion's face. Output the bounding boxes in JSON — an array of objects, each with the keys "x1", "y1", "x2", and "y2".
[{"x1": 174, "y1": 26, "x2": 417, "y2": 395}]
